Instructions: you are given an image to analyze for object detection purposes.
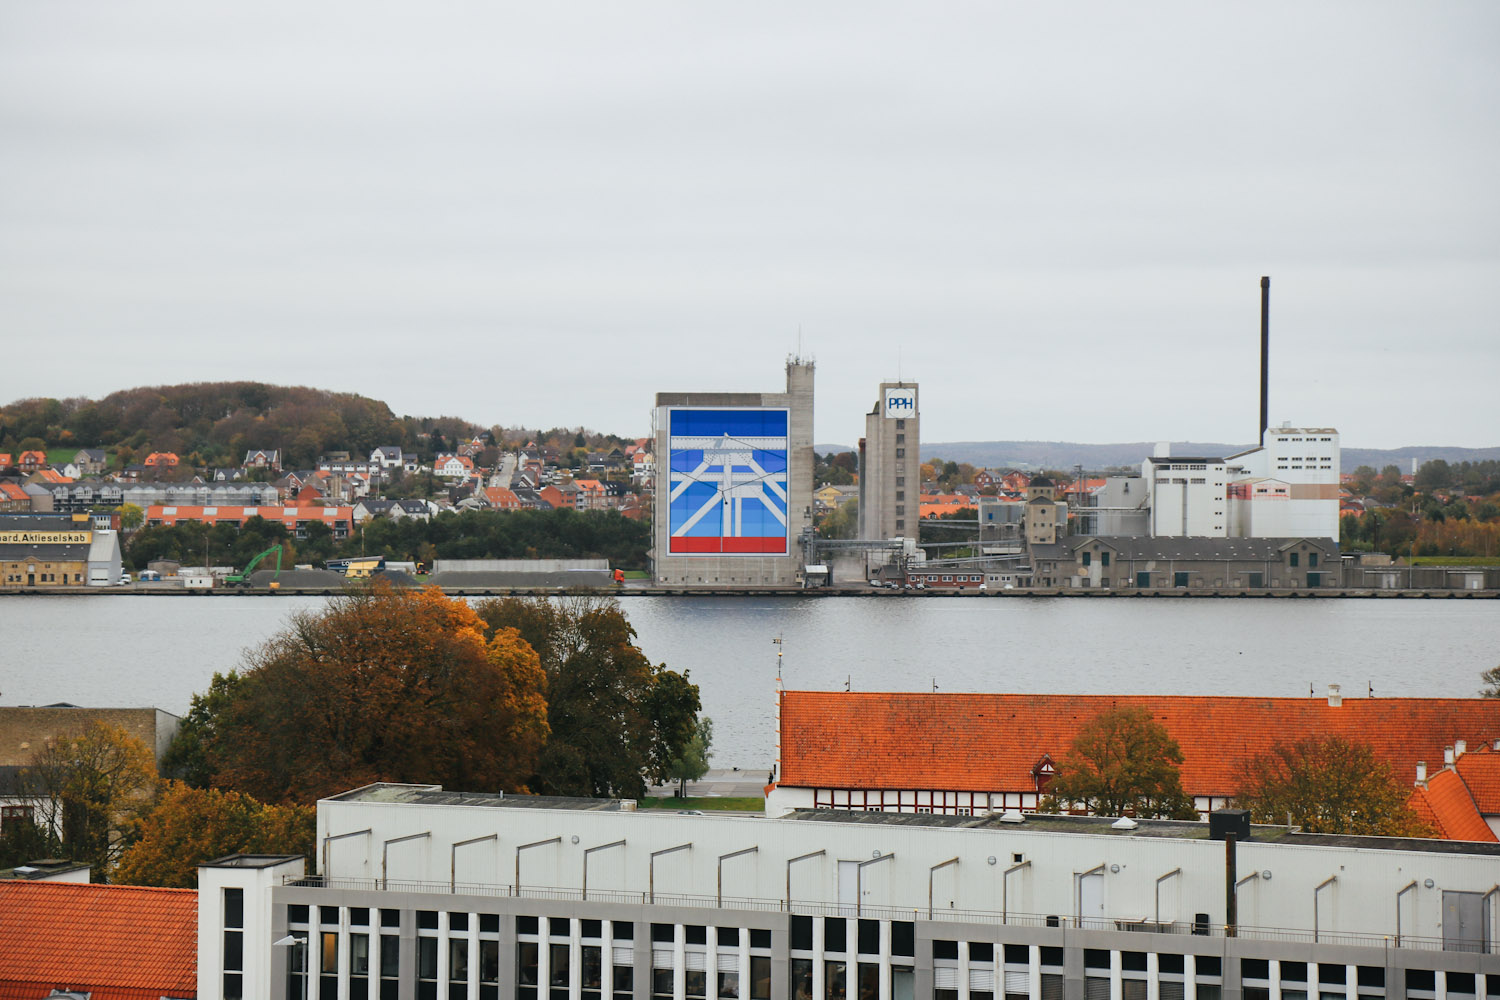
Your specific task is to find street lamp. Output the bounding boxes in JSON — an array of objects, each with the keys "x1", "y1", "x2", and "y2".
[{"x1": 273, "y1": 934, "x2": 309, "y2": 1000}]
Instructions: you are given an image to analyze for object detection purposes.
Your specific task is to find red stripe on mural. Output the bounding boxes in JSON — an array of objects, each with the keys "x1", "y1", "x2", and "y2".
[{"x1": 669, "y1": 537, "x2": 787, "y2": 554}]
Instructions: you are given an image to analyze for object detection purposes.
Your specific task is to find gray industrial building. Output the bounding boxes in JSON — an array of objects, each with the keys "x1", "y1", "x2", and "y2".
[
  {"x1": 651, "y1": 360, "x2": 815, "y2": 588},
  {"x1": 858, "y1": 382, "x2": 919, "y2": 542}
]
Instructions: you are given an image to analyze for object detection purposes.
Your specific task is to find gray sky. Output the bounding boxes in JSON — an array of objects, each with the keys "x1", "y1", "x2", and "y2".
[{"x1": 2, "y1": 2, "x2": 1496, "y2": 449}]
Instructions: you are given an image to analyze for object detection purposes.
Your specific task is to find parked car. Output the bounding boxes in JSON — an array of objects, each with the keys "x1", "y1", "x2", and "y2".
[{"x1": 117, "y1": 573, "x2": 132, "y2": 586}]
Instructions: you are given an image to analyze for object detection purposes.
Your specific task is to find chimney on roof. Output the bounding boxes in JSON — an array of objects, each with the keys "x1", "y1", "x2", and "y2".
[
  {"x1": 1444, "y1": 746, "x2": 1455, "y2": 767},
  {"x1": 1416, "y1": 761, "x2": 1427, "y2": 786},
  {"x1": 1455, "y1": 739, "x2": 1466, "y2": 758},
  {"x1": 1326, "y1": 684, "x2": 1342, "y2": 708}
]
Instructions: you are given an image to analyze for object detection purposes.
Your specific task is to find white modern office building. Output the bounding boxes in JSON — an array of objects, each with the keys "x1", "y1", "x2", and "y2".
[
  {"x1": 197, "y1": 783, "x2": 1500, "y2": 1000},
  {"x1": 1225, "y1": 427, "x2": 1342, "y2": 541}
]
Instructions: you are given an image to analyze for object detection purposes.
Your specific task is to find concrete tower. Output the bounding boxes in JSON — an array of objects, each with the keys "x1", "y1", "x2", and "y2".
[
  {"x1": 858, "y1": 382, "x2": 919, "y2": 540},
  {"x1": 651, "y1": 359, "x2": 815, "y2": 587}
]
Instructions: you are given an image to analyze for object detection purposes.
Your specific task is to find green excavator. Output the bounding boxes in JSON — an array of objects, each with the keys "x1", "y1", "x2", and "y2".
[{"x1": 225, "y1": 544, "x2": 284, "y2": 589}]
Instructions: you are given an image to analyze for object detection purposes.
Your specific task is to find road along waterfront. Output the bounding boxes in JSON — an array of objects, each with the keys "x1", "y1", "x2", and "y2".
[{"x1": 1, "y1": 594, "x2": 1493, "y2": 769}]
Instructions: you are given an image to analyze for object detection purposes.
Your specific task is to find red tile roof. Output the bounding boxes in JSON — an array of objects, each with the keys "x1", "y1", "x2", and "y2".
[
  {"x1": 0, "y1": 880, "x2": 196, "y2": 999},
  {"x1": 1453, "y1": 744, "x2": 1500, "y2": 813},
  {"x1": 1408, "y1": 769, "x2": 1497, "y2": 842},
  {"x1": 778, "y1": 691, "x2": 1500, "y2": 797}
]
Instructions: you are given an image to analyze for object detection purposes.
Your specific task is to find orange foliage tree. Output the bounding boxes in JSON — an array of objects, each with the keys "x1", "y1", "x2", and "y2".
[
  {"x1": 203, "y1": 585, "x2": 549, "y2": 803},
  {"x1": 115, "y1": 781, "x2": 315, "y2": 888}
]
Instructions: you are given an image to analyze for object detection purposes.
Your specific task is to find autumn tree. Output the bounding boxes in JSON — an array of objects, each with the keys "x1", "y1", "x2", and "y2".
[
  {"x1": 161, "y1": 672, "x2": 246, "y2": 788},
  {"x1": 178, "y1": 585, "x2": 549, "y2": 803},
  {"x1": 1041, "y1": 706, "x2": 1197, "y2": 819},
  {"x1": 1234, "y1": 735, "x2": 1433, "y2": 837},
  {"x1": 474, "y1": 596, "x2": 703, "y2": 799},
  {"x1": 114, "y1": 782, "x2": 315, "y2": 888},
  {"x1": 16, "y1": 722, "x2": 159, "y2": 876}
]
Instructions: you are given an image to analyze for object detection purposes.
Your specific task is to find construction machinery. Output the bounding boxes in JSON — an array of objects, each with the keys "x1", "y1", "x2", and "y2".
[{"x1": 225, "y1": 544, "x2": 283, "y2": 589}]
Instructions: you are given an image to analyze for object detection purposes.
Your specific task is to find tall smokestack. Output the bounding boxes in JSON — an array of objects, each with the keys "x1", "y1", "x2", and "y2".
[
  {"x1": 1259, "y1": 276, "x2": 1270, "y2": 446},
  {"x1": 1260, "y1": 275, "x2": 1272, "y2": 443}
]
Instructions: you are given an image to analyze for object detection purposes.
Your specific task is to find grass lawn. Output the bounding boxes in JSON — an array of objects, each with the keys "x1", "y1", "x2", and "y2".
[
  {"x1": 635, "y1": 796, "x2": 765, "y2": 812},
  {"x1": 1407, "y1": 556, "x2": 1500, "y2": 566},
  {"x1": 46, "y1": 448, "x2": 78, "y2": 464},
  {"x1": 622, "y1": 570, "x2": 650, "y2": 579}
]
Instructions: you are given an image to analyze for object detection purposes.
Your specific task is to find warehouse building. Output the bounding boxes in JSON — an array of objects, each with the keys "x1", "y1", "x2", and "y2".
[{"x1": 0, "y1": 512, "x2": 122, "y2": 586}]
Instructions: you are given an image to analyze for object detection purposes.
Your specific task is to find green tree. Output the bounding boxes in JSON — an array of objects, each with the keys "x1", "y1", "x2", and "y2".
[
  {"x1": 117, "y1": 502, "x2": 144, "y2": 532},
  {"x1": 667, "y1": 717, "x2": 714, "y2": 798},
  {"x1": 474, "y1": 596, "x2": 702, "y2": 799},
  {"x1": 161, "y1": 672, "x2": 247, "y2": 788},
  {"x1": 1481, "y1": 665, "x2": 1500, "y2": 698},
  {"x1": 1234, "y1": 735, "x2": 1432, "y2": 836},
  {"x1": 114, "y1": 781, "x2": 315, "y2": 888},
  {"x1": 817, "y1": 499, "x2": 859, "y2": 540},
  {"x1": 16, "y1": 722, "x2": 159, "y2": 877},
  {"x1": 1041, "y1": 706, "x2": 1196, "y2": 819}
]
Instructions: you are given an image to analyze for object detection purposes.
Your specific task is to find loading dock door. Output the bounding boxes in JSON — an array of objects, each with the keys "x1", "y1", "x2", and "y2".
[{"x1": 1442, "y1": 890, "x2": 1489, "y2": 953}]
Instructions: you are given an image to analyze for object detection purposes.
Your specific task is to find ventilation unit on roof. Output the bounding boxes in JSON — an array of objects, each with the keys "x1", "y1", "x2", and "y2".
[{"x1": 998, "y1": 810, "x2": 1025, "y2": 824}]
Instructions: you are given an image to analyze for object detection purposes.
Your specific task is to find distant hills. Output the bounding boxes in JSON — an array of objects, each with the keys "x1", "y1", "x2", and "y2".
[{"x1": 815, "y1": 440, "x2": 1500, "y2": 473}]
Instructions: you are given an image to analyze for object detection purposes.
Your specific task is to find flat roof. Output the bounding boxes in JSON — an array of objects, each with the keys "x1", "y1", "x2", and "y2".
[
  {"x1": 327, "y1": 783, "x2": 627, "y2": 811},
  {"x1": 783, "y1": 809, "x2": 1500, "y2": 856}
]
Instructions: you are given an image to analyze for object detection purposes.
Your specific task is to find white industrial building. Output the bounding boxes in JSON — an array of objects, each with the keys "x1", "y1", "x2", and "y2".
[
  {"x1": 1143, "y1": 457, "x2": 1230, "y2": 538},
  {"x1": 1225, "y1": 427, "x2": 1341, "y2": 541},
  {"x1": 1085, "y1": 427, "x2": 1339, "y2": 544},
  {"x1": 197, "y1": 783, "x2": 1500, "y2": 1000}
]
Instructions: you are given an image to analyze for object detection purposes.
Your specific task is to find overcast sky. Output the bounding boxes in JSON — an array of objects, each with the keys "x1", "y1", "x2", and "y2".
[{"x1": 2, "y1": 2, "x2": 1496, "y2": 449}]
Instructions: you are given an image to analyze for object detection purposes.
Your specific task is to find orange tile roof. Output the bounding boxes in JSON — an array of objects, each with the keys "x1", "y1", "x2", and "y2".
[
  {"x1": 0, "y1": 482, "x2": 27, "y2": 501},
  {"x1": 147, "y1": 504, "x2": 354, "y2": 527},
  {"x1": 1454, "y1": 744, "x2": 1500, "y2": 813},
  {"x1": 0, "y1": 880, "x2": 196, "y2": 998},
  {"x1": 1408, "y1": 769, "x2": 1497, "y2": 842},
  {"x1": 778, "y1": 691, "x2": 1500, "y2": 797}
]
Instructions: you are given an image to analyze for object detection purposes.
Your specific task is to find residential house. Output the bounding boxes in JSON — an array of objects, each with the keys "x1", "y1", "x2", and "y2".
[
  {"x1": 71, "y1": 448, "x2": 108, "y2": 476},
  {"x1": 0, "y1": 454, "x2": 11, "y2": 470},
  {"x1": 242, "y1": 448, "x2": 281, "y2": 472},
  {"x1": 482, "y1": 487, "x2": 522, "y2": 510},
  {"x1": 388, "y1": 499, "x2": 435, "y2": 523},
  {"x1": 574, "y1": 478, "x2": 608, "y2": 510},
  {"x1": 17, "y1": 450, "x2": 47, "y2": 473},
  {"x1": 510, "y1": 486, "x2": 549, "y2": 509},
  {"x1": 631, "y1": 448, "x2": 655, "y2": 485},
  {"x1": 768, "y1": 689, "x2": 1500, "y2": 819},
  {"x1": 1408, "y1": 740, "x2": 1500, "y2": 841},
  {"x1": 369, "y1": 446, "x2": 405, "y2": 470},
  {"x1": 0, "y1": 482, "x2": 29, "y2": 512},
  {"x1": 352, "y1": 497, "x2": 397, "y2": 522},
  {"x1": 434, "y1": 454, "x2": 474, "y2": 479}
]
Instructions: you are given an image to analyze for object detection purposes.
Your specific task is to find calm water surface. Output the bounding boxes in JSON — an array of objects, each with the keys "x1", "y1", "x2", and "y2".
[{"x1": 1, "y1": 595, "x2": 1494, "y2": 767}]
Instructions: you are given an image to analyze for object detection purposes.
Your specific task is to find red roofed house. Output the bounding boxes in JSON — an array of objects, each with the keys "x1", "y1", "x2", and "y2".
[
  {"x1": 574, "y1": 478, "x2": 608, "y2": 510},
  {"x1": 434, "y1": 454, "x2": 474, "y2": 479},
  {"x1": 0, "y1": 879, "x2": 197, "y2": 999},
  {"x1": 768, "y1": 689, "x2": 1500, "y2": 821},
  {"x1": 143, "y1": 452, "x2": 180, "y2": 469},
  {"x1": 1408, "y1": 740, "x2": 1500, "y2": 842},
  {"x1": 18, "y1": 450, "x2": 47, "y2": 473},
  {"x1": 483, "y1": 487, "x2": 522, "y2": 510}
]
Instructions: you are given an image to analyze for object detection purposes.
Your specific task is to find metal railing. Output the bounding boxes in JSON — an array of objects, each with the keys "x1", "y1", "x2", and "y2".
[{"x1": 281, "y1": 874, "x2": 1457, "y2": 953}]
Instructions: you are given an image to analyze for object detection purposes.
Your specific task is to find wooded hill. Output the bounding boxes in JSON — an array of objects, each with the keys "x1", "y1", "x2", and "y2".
[{"x1": 0, "y1": 382, "x2": 632, "y2": 471}]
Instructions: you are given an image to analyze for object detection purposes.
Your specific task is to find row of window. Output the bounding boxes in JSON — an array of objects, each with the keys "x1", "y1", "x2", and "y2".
[{"x1": 4, "y1": 571, "x2": 81, "y2": 583}]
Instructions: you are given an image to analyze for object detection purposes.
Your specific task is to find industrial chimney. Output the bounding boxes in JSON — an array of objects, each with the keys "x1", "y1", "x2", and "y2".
[{"x1": 1259, "y1": 276, "x2": 1270, "y2": 446}]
